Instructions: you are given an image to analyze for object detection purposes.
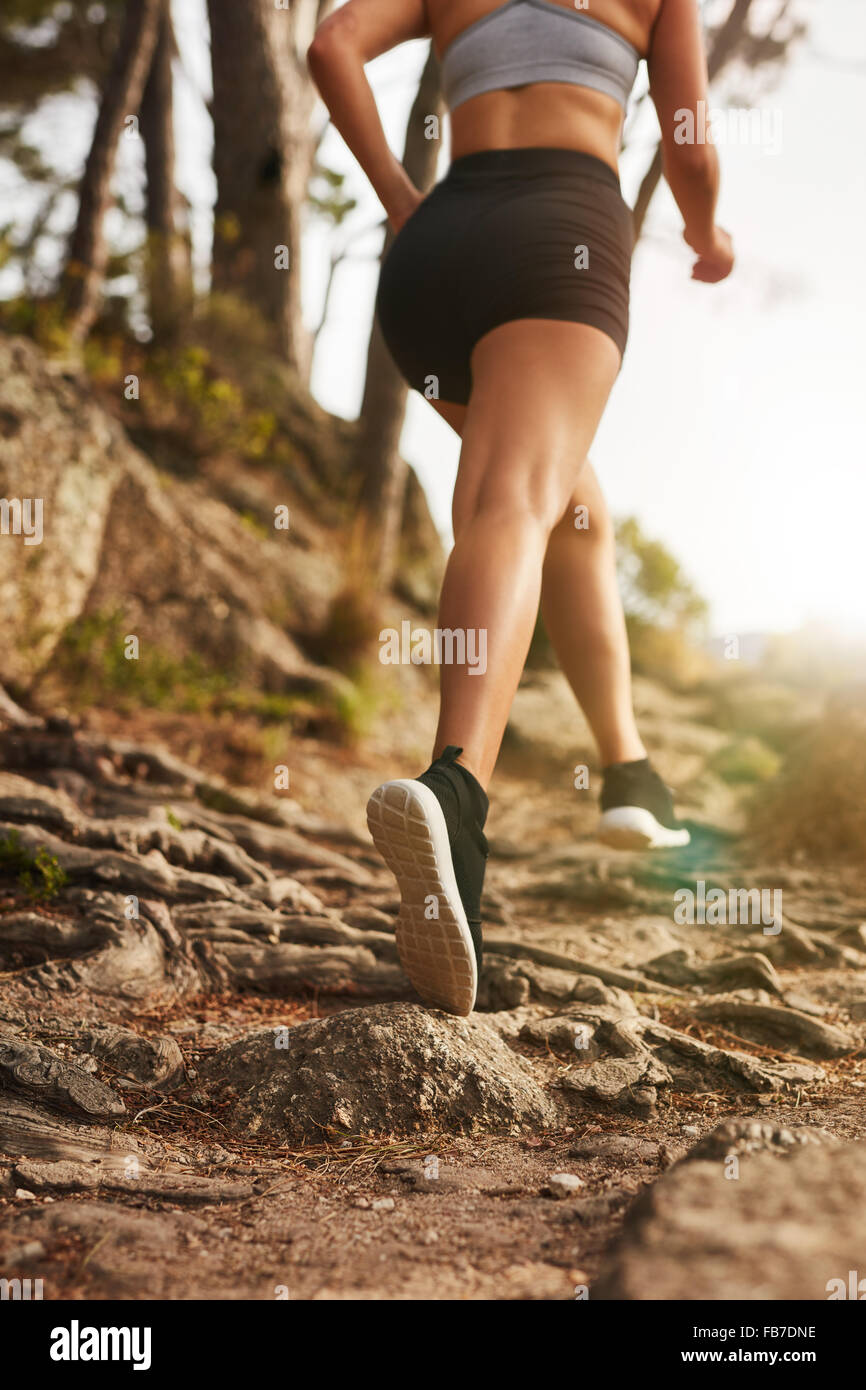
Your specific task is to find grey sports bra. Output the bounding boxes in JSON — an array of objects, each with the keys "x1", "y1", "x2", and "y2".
[{"x1": 440, "y1": 0, "x2": 640, "y2": 113}]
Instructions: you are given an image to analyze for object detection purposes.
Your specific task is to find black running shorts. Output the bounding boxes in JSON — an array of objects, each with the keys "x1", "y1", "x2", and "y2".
[{"x1": 375, "y1": 146, "x2": 634, "y2": 407}]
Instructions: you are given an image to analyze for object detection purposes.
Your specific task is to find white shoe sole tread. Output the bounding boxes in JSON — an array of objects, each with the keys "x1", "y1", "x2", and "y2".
[{"x1": 366, "y1": 778, "x2": 478, "y2": 1016}]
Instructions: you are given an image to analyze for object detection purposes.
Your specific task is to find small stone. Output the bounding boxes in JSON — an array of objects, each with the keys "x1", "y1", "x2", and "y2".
[
  {"x1": 371, "y1": 1197, "x2": 395, "y2": 1212},
  {"x1": 631, "y1": 1087, "x2": 658, "y2": 1117},
  {"x1": 682, "y1": 1125, "x2": 700, "y2": 1136},
  {"x1": 352, "y1": 1197, "x2": 370, "y2": 1209},
  {"x1": 547, "y1": 1173, "x2": 585, "y2": 1200},
  {"x1": 6, "y1": 1240, "x2": 45, "y2": 1262},
  {"x1": 14, "y1": 1188, "x2": 36, "y2": 1201}
]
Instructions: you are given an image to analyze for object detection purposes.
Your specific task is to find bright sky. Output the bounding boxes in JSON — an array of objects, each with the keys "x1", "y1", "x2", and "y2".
[{"x1": 304, "y1": 0, "x2": 866, "y2": 641}]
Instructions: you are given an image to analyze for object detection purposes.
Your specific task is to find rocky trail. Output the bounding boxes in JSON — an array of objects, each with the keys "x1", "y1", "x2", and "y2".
[{"x1": 1, "y1": 692, "x2": 865, "y2": 1301}]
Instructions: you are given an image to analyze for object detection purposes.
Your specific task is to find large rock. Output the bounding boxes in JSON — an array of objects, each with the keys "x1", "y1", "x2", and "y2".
[
  {"x1": 0, "y1": 334, "x2": 445, "y2": 694},
  {"x1": 199, "y1": 1002, "x2": 556, "y2": 1141},
  {"x1": 0, "y1": 335, "x2": 341, "y2": 694},
  {"x1": 594, "y1": 1133, "x2": 866, "y2": 1300}
]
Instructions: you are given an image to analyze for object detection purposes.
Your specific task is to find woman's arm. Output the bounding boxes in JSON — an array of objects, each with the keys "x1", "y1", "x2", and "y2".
[
  {"x1": 647, "y1": 0, "x2": 734, "y2": 283},
  {"x1": 308, "y1": 0, "x2": 430, "y2": 232}
]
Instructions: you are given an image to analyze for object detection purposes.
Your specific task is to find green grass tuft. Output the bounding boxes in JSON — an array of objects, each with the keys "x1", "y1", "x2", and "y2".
[{"x1": 0, "y1": 829, "x2": 67, "y2": 900}]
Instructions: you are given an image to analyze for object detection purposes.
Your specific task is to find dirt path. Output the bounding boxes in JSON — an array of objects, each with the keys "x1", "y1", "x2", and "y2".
[{"x1": 1, "y1": 693, "x2": 864, "y2": 1301}]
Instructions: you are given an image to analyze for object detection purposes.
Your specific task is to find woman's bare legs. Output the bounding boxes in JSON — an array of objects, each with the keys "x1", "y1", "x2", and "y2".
[
  {"x1": 429, "y1": 319, "x2": 621, "y2": 789},
  {"x1": 541, "y1": 461, "x2": 646, "y2": 766},
  {"x1": 428, "y1": 386, "x2": 644, "y2": 778}
]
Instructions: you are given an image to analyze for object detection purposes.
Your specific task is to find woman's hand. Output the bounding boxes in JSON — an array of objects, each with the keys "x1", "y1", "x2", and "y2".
[
  {"x1": 685, "y1": 224, "x2": 735, "y2": 283},
  {"x1": 388, "y1": 187, "x2": 425, "y2": 236}
]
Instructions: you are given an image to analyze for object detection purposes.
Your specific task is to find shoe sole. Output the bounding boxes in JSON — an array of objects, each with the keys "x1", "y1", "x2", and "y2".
[
  {"x1": 598, "y1": 805, "x2": 691, "y2": 851},
  {"x1": 366, "y1": 778, "x2": 478, "y2": 1016}
]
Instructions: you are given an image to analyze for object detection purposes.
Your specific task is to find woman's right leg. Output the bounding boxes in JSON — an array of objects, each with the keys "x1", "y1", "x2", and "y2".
[{"x1": 370, "y1": 319, "x2": 620, "y2": 1014}]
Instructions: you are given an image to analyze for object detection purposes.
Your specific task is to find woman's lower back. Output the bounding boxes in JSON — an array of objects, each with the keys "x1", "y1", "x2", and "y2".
[{"x1": 447, "y1": 81, "x2": 628, "y2": 170}]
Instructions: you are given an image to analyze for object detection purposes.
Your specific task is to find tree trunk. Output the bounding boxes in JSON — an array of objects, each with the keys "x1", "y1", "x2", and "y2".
[
  {"x1": 139, "y1": 1, "x2": 191, "y2": 341},
  {"x1": 632, "y1": 0, "x2": 756, "y2": 240},
  {"x1": 354, "y1": 45, "x2": 444, "y2": 591},
  {"x1": 61, "y1": 0, "x2": 163, "y2": 342},
  {"x1": 208, "y1": 0, "x2": 329, "y2": 378}
]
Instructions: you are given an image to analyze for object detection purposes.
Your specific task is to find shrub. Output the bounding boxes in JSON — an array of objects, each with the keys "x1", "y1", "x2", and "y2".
[
  {"x1": 747, "y1": 698, "x2": 866, "y2": 860},
  {"x1": 709, "y1": 737, "x2": 781, "y2": 785}
]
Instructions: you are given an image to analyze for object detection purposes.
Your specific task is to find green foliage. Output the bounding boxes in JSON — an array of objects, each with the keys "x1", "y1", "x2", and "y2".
[
  {"x1": 77, "y1": 333, "x2": 281, "y2": 463},
  {"x1": 239, "y1": 510, "x2": 270, "y2": 539},
  {"x1": 0, "y1": 828, "x2": 66, "y2": 900},
  {"x1": 616, "y1": 517, "x2": 708, "y2": 633},
  {"x1": 304, "y1": 587, "x2": 383, "y2": 676},
  {"x1": 625, "y1": 613, "x2": 712, "y2": 688},
  {"x1": 326, "y1": 674, "x2": 381, "y2": 745},
  {"x1": 708, "y1": 737, "x2": 781, "y2": 785},
  {"x1": 50, "y1": 610, "x2": 235, "y2": 713},
  {"x1": 308, "y1": 160, "x2": 357, "y2": 226},
  {"x1": 612, "y1": 517, "x2": 711, "y2": 688},
  {"x1": 82, "y1": 333, "x2": 124, "y2": 382},
  {"x1": 48, "y1": 609, "x2": 377, "y2": 743},
  {"x1": 0, "y1": 2, "x2": 123, "y2": 291},
  {"x1": 525, "y1": 519, "x2": 710, "y2": 680},
  {"x1": 709, "y1": 680, "x2": 809, "y2": 753},
  {"x1": 0, "y1": 293, "x2": 71, "y2": 351},
  {"x1": 194, "y1": 783, "x2": 257, "y2": 817}
]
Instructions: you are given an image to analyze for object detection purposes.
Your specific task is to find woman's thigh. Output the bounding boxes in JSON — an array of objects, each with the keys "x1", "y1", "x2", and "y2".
[
  {"x1": 451, "y1": 318, "x2": 621, "y2": 537},
  {"x1": 433, "y1": 400, "x2": 614, "y2": 549}
]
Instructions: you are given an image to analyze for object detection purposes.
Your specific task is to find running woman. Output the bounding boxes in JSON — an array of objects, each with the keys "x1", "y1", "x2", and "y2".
[{"x1": 308, "y1": 0, "x2": 734, "y2": 1014}]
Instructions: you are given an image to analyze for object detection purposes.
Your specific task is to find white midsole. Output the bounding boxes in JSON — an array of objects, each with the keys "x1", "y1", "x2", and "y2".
[{"x1": 598, "y1": 804, "x2": 691, "y2": 849}]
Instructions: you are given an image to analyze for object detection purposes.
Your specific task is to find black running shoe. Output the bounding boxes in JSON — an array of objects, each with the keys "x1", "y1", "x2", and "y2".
[
  {"x1": 366, "y1": 745, "x2": 489, "y2": 1015},
  {"x1": 598, "y1": 757, "x2": 691, "y2": 850}
]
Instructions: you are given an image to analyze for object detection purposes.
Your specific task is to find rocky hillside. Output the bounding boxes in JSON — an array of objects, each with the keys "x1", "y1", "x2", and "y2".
[{"x1": 0, "y1": 333, "x2": 443, "y2": 706}]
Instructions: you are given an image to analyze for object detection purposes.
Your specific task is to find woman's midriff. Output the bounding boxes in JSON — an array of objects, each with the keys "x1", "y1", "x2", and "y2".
[{"x1": 447, "y1": 83, "x2": 626, "y2": 175}]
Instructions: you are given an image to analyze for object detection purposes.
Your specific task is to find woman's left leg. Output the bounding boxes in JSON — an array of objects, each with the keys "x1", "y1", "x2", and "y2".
[
  {"x1": 426, "y1": 400, "x2": 645, "y2": 770},
  {"x1": 541, "y1": 461, "x2": 646, "y2": 766}
]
